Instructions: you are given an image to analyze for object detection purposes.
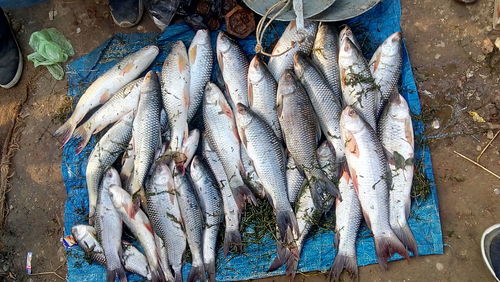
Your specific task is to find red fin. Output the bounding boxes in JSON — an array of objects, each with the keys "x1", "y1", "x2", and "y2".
[
  {"x1": 144, "y1": 222, "x2": 154, "y2": 234},
  {"x1": 350, "y1": 167, "x2": 360, "y2": 195},
  {"x1": 126, "y1": 201, "x2": 138, "y2": 220},
  {"x1": 220, "y1": 102, "x2": 234, "y2": 119},
  {"x1": 99, "y1": 90, "x2": 111, "y2": 104},
  {"x1": 248, "y1": 83, "x2": 254, "y2": 107},
  {"x1": 374, "y1": 234, "x2": 409, "y2": 270},
  {"x1": 119, "y1": 62, "x2": 134, "y2": 76},
  {"x1": 189, "y1": 45, "x2": 197, "y2": 64},
  {"x1": 178, "y1": 55, "x2": 187, "y2": 73},
  {"x1": 371, "y1": 50, "x2": 382, "y2": 73},
  {"x1": 345, "y1": 131, "x2": 359, "y2": 157}
]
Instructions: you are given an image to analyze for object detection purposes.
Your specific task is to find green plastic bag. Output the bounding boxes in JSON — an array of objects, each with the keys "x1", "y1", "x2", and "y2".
[{"x1": 27, "y1": 28, "x2": 74, "y2": 80}]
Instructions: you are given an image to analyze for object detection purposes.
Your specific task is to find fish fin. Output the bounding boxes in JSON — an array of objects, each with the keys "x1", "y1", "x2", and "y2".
[
  {"x1": 308, "y1": 169, "x2": 341, "y2": 211},
  {"x1": 268, "y1": 242, "x2": 299, "y2": 274},
  {"x1": 374, "y1": 234, "x2": 409, "y2": 270},
  {"x1": 106, "y1": 267, "x2": 127, "y2": 282},
  {"x1": 223, "y1": 229, "x2": 243, "y2": 256},
  {"x1": 328, "y1": 253, "x2": 358, "y2": 282},
  {"x1": 248, "y1": 82, "x2": 254, "y2": 107},
  {"x1": 187, "y1": 262, "x2": 205, "y2": 282},
  {"x1": 150, "y1": 267, "x2": 165, "y2": 282},
  {"x1": 233, "y1": 184, "x2": 257, "y2": 210},
  {"x1": 205, "y1": 260, "x2": 216, "y2": 282},
  {"x1": 173, "y1": 266, "x2": 183, "y2": 282},
  {"x1": 74, "y1": 126, "x2": 92, "y2": 155},
  {"x1": 54, "y1": 120, "x2": 75, "y2": 147},
  {"x1": 392, "y1": 223, "x2": 418, "y2": 257},
  {"x1": 276, "y1": 209, "x2": 300, "y2": 242}
]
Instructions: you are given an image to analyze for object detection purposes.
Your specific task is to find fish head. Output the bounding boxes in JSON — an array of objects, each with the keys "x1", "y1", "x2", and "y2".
[
  {"x1": 338, "y1": 37, "x2": 358, "y2": 63},
  {"x1": 339, "y1": 26, "x2": 354, "y2": 44},
  {"x1": 204, "y1": 82, "x2": 223, "y2": 105},
  {"x1": 380, "y1": 32, "x2": 402, "y2": 57},
  {"x1": 192, "y1": 29, "x2": 210, "y2": 46},
  {"x1": 235, "y1": 103, "x2": 253, "y2": 129},
  {"x1": 248, "y1": 56, "x2": 266, "y2": 85},
  {"x1": 102, "y1": 168, "x2": 121, "y2": 189},
  {"x1": 278, "y1": 70, "x2": 300, "y2": 96},
  {"x1": 141, "y1": 70, "x2": 160, "y2": 93},
  {"x1": 151, "y1": 161, "x2": 172, "y2": 187},
  {"x1": 138, "y1": 45, "x2": 160, "y2": 60},
  {"x1": 108, "y1": 184, "x2": 131, "y2": 210},
  {"x1": 340, "y1": 106, "x2": 365, "y2": 133},
  {"x1": 317, "y1": 141, "x2": 335, "y2": 163},
  {"x1": 217, "y1": 32, "x2": 233, "y2": 54},
  {"x1": 387, "y1": 93, "x2": 410, "y2": 121},
  {"x1": 189, "y1": 156, "x2": 205, "y2": 182},
  {"x1": 71, "y1": 225, "x2": 95, "y2": 242},
  {"x1": 292, "y1": 52, "x2": 309, "y2": 80}
]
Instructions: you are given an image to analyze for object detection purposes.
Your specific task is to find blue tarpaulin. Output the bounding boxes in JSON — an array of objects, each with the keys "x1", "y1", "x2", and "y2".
[{"x1": 62, "y1": 0, "x2": 443, "y2": 280}]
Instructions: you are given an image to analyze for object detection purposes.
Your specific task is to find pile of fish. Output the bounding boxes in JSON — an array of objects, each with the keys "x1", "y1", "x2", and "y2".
[{"x1": 61, "y1": 20, "x2": 418, "y2": 282}]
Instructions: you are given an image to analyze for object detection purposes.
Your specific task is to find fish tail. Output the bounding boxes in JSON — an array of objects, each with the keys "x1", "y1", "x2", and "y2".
[
  {"x1": 205, "y1": 260, "x2": 216, "y2": 282},
  {"x1": 392, "y1": 222, "x2": 418, "y2": 256},
  {"x1": 328, "y1": 252, "x2": 358, "y2": 282},
  {"x1": 276, "y1": 209, "x2": 300, "y2": 243},
  {"x1": 187, "y1": 262, "x2": 206, "y2": 282},
  {"x1": 173, "y1": 265, "x2": 183, "y2": 282},
  {"x1": 308, "y1": 169, "x2": 341, "y2": 211},
  {"x1": 233, "y1": 184, "x2": 257, "y2": 210},
  {"x1": 374, "y1": 233, "x2": 409, "y2": 270},
  {"x1": 54, "y1": 119, "x2": 76, "y2": 147},
  {"x1": 268, "y1": 242, "x2": 299, "y2": 274},
  {"x1": 73, "y1": 125, "x2": 92, "y2": 154},
  {"x1": 223, "y1": 229, "x2": 243, "y2": 256},
  {"x1": 106, "y1": 267, "x2": 128, "y2": 282}
]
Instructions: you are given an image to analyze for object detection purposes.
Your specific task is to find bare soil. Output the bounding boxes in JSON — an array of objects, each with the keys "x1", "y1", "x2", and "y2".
[{"x1": 0, "y1": 0, "x2": 498, "y2": 281}]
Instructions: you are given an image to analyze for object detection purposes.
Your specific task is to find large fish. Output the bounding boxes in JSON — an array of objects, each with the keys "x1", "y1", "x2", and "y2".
[
  {"x1": 190, "y1": 156, "x2": 224, "y2": 282},
  {"x1": 216, "y1": 32, "x2": 249, "y2": 106},
  {"x1": 311, "y1": 23, "x2": 342, "y2": 102},
  {"x1": 247, "y1": 55, "x2": 282, "y2": 141},
  {"x1": 202, "y1": 82, "x2": 256, "y2": 209},
  {"x1": 378, "y1": 93, "x2": 418, "y2": 256},
  {"x1": 339, "y1": 37, "x2": 380, "y2": 131},
  {"x1": 340, "y1": 106, "x2": 409, "y2": 268},
  {"x1": 108, "y1": 185, "x2": 164, "y2": 282},
  {"x1": 55, "y1": 45, "x2": 158, "y2": 145},
  {"x1": 131, "y1": 71, "x2": 162, "y2": 201},
  {"x1": 71, "y1": 225, "x2": 151, "y2": 280},
  {"x1": 267, "y1": 21, "x2": 318, "y2": 81},
  {"x1": 236, "y1": 103, "x2": 299, "y2": 245},
  {"x1": 73, "y1": 78, "x2": 142, "y2": 153},
  {"x1": 161, "y1": 41, "x2": 190, "y2": 161},
  {"x1": 277, "y1": 70, "x2": 340, "y2": 210},
  {"x1": 369, "y1": 32, "x2": 402, "y2": 118},
  {"x1": 294, "y1": 52, "x2": 344, "y2": 161},
  {"x1": 329, "y1": 163, "x2": 362, "y2": 281},
  {"x1": 145, "y1": 160, "x2": 186, "y2": 282},
  {"x1": 286, "y1": 156, "x2": 305, "y2": 204},
  {"x1": 188, "y1": 29, "x2": 213, "y2": 121},
  {"x1": 173, "y1": 166, "x2": 206, "y2": 282},
  {"x1": 95, "y1": 168, "x2": 126, "y2": 282},
  {"x1": 86, "y1": 112, "x2": 133, "y2": 223},
  {"x1": 201, "y1": 138, "x2": 243, "y2": 255}
]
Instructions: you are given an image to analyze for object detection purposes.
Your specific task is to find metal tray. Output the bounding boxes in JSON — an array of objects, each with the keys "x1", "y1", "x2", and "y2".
[
  {"x1": 310, "y1": 0, "x2": 381, "y2": 21},
  {"x1": 242, "y1": 0, "x2": 336, "y2": 21}
]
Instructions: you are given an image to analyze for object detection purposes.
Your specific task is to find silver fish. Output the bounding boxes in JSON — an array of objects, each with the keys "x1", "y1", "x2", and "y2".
[
  {"x1": 311, "y1": 23, "x2": 342, "y2": 102},
  {"x1": 145, "y1": 160, "x2": 186, "y2": 281},
  {"x1": 73, "y1": 78, "x2": 142, "y2": 154},
  {"x1": 86, "y1": 112, "x2": 133, "y2": 223},
  {"x1": 161, "y1": 41, "x2": 190, "y2": 157},
  {"x1": 190, "y1": 156, "x2": 224, "y2": 282},
  {"x1": 340, "y1": 106, "x2": 408, "y2": 269},
  {"x1": 248, "y1": 55, "x2": 282, "y2": 142},
  {"x1": 240, "y1": 147, "x2": 266, "y2": 199},
  {"x1": 131, "y1": 71, "x2": 162, "y2": 200},
  {"x1": 202, "y1": 82, "x2": 256, "y2": 209},
  {"x1": 108, "y1": 185, "x2": 164, "y2": 281},
  {"x1": 339, "y1": 25, "x2": 362, "y2": 51},
  {"x1": 188, "y1": 29, "x2": 213, "y2": 122},
  {"x1": 173, "y1": 166, "x2": 206, "y2": 282},
  {"x1": 277, "y1": 70, "x2": 340, "y2": 210},
  {"x1": 216, "y1": 32, "x2": 249, "y2": 106},
  {"x1": 267, "y1": 21, "x2": 318, "y2": 81},
  {"x1": 369, "y1": 32, "x2": 402, "y2": 118},
  {"x1": 201, "y1": 138, "x2": 242, "y2": 255},
  {"x1": 378, "y1": 93, "x2": 417, "y2": 256},
  {"x1": 339, "y1": 37, "x2": 380, "y2": 131},
  {"x1": 55, "y1": 45, "x2": 158, "y2": 146},
  {"x1": 329, "y1": 163, "x2": 362, "y2": 281},
  {"x1": 95, "y1": 168, "x2": 126, "y2": 282},
  {"x1": 286, "y1": 156, "x2": 305, "y2": 204},
  {"x1": 294, "y1": 52, "x2": 344, "y2": 161}
]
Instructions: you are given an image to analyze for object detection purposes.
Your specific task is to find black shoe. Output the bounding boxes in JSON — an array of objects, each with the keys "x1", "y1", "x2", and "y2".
[
  {"x1": 109, "y1": 0, "x2": 144, "y2": 28},
  {"x1": 482, "y1": 224, "x2": 500, "y2": 281},
  {"x1": 0, "y1": 9, "x2": 23, "y2": 89}
]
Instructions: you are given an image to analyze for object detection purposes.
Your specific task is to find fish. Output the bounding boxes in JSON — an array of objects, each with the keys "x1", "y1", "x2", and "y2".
[
  {"x1": 267, "y1": 21, "x2": 318, "y2": 81},
  {"x1": 286, "y1": 156, "x2": 306, "y2": 204},
  {"x1": 216, "y1": 32, "x2": 249, "y2": 106},
  {"x1": 236, "y1": 103, "x2": 299, "y2": 245},
  {"x1": 73, "y1": 78, "x2": 142, "y2": 154},
  {"x1": 378, "y1": 93, "x2": 418, "y2": 256},
  {"x1": 338, "y1": 37, "x2": 380, "y2": 131},
  {"x1": 108, "y1": 185, "x2": 164, "y2": 282},
  {"x1": 71, "y1": 225, "x2": 151, "y2": 280},
  {"x1": 161, "y1": 41, "x2": 190, "y2": 161},
  {"x1": 131, "y1": 71, "x2": 162, "y2": 202},
  {"x1": 247, "y1": 55, "x2": 282, "y2": 142},
  {"x1": 340, "y1": 106, "x2": 409, "y2": 269},
  {"x1": 55, "y1": 45, "x2": 158, "y2": 145},
  {"x1": 190, "y1": 156, "x2": 224, "y2": 282},
  {"x1": 180, "y1": 129, "x2": 200, "y2": 172},
  {"x1": 202, "y1": 82, "x2": 256, "y2": 209},
  {"x1": 95, "y1": 168, "x2": 126, "y2": 282},
  {"x1": 173, "y1": 166, "x2": 206, "y2": 282},
  {"x1": 201, "y1": 138, "x2": 243, "y2": 255},
  {"x1": 277, "y1": 70, "x2": 340, "y2": 210},
  {"x1": 86, "y1": 112, "x2": 133, "y2": 223},
  {"x1": 317, "y1": 141, "x2": 339, "y2": 181},
  {"x1": 240, "y1": 147, "x2": 266, "y2": 199},
  {"x1": 188, "y1": 29, "x2": 213, "y2": 122},
  {"x1": 294, "y1": 52, "x2": 344, "y2": 161},
  {"x1": 338, "y1": 25, "x2": 362, "y2": 51},
  {"x1": 369, "y1": 32, "x2": 402, "y2": 118},
  {"x1": 145, "y1": 160, "x2": 187, "y2": 282},
  {"x1": 329, "y1": 163, "x2": 362, "y2": 281}
]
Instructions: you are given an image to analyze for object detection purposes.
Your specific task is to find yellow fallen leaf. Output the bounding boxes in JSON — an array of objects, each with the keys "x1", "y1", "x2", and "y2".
[{"x1": 468, "y1": 111, "x2": 486, "y2": 123}]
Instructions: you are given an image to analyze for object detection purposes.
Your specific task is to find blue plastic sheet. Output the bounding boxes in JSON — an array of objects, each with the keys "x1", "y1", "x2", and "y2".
[{"x1": 62, "y1": 0, "x2": 443, "y2": 280}]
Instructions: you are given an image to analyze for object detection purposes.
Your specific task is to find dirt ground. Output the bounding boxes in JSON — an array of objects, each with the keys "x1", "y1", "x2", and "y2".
[{"x1": 0, "y1": 0, "x2": 498, "y2": 281}]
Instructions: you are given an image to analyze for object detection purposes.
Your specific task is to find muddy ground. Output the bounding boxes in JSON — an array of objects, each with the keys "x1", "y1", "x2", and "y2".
[{"x1": 0, "y1": 0, "x2": 498, "y2": 281}]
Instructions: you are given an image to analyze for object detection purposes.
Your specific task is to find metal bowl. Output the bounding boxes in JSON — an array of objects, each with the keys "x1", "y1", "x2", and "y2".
[
  {"x1": 242, "y1": 0, "x2": 336, "y2": 21},
  {"x1": 310, "y1": 0, "x2": 381, "y2": 22}
]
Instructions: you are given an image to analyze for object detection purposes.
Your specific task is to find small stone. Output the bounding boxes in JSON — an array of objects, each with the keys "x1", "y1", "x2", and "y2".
[
  {"x1": 436, "y1": 262, "x2": 444, "y2": 271},
  {"x1": 435, "y1": 53, "x2": 441, "y2": 59},
  {"x1": 49, "y1": 10, "x2": 57, "y2": 20},
  {"x1": 136, "y1": 25, "x2": 144, "y2": 32},
  {"x1": 466, "y1": 69, "x2": 474, "y2": 78},
  {"x1": 494, "y1": 188, "x2": 500, "y2": 195},
  {"x1": 431, "y1": 119, "x2": 441, "y2": 129},
  {"x1": 495, "y1": 38, "x2": 500, "y2": 50},
  {"x1": 476, "y1": 145, "x2": 482, "y2": 151},
  {"x1": 487, "y1": 130, "x2": 494, "y2": 139},
  {"x1": 9, "y1": 205, "x2": 13, "y2": 210},
  {"x1": 476, "y1": 54, "x2": 486, "y2": 62},
  {"x1": 436, "y1": 41, "x2": 445, "y2": 48},
  {"x1": 481, "y1": 38, "x2": 494, "y2": 54},
  {"x1": 76, "y1": 27, "x2": 81, "y2": 33}
]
